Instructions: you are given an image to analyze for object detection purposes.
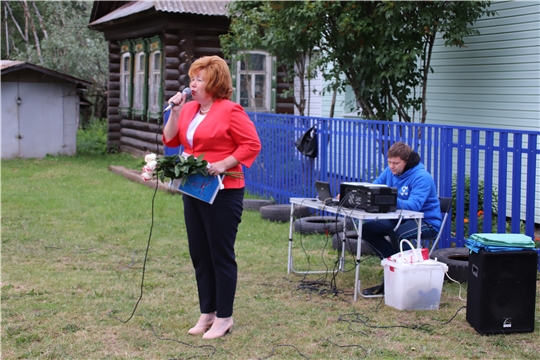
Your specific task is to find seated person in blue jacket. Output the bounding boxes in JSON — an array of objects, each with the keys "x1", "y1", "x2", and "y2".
[{"x1": 362, "y1": 141, "x2": 442, "y2": 295}]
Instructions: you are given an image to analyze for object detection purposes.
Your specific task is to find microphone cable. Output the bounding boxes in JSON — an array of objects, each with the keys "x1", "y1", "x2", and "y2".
[{"x1": 108, "y1": 110, "x2": 165, "y2": 323}]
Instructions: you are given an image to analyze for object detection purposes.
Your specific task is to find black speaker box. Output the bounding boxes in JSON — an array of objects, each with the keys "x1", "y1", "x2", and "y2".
[{"x1": 466, "y1": 250, "x2": 538, "y2": 334}]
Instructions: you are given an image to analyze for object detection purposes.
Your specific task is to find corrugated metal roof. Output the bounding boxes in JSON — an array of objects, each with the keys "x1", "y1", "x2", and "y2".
[
  {"x1": 1, "y1": 60, "x2": 25, "y2": 70},
  {"x1": 154, "y1": 1, "x2": 230, "y2": 16},
  {"x1": 89, "y1": 1, "x2": 155, "y2": 26},
  {"x1": 89, "y1": 0, "x2": 230, "y2": 26},
  {"x1": 1, "y1": 60, "x2": 91, "y2": 86}
]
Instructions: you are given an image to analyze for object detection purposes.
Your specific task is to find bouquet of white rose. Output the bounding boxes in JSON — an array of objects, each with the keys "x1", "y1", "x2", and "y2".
[
  {"x1": 141, "y1": 153, "x2": 209, "y2": 186},
  {"x1": 141, "y1": 153, "x2": 243, "y2": 187}
]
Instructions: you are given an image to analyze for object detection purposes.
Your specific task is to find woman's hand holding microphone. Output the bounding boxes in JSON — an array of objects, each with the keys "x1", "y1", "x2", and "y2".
[
  {"x1": 163, "y1": 88, "x2": 191, "y2": 141},
  {"x1": 167, "y1": 88, "x2": 191, "y2": 113}
]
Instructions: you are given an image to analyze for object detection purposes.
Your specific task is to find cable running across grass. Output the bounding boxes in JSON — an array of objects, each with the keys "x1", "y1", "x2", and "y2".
[
  {"x1": 149, "y1": 324, "x2": 216, "y2": 359},
  {"x1": 108, "y1": 122, "x2": 164, "y2": 324},
  {"x1": 337, "y1": 306, "x2": 467, "y2": 333}
]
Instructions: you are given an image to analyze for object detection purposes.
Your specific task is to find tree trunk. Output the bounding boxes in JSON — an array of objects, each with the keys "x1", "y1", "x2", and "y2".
[
  {"x1": 329, "y1": 86, "x2": 337, "y2": 118},
  {"x1": 31, "y1": 0, "x2": 47, "y2": 39},
  {"x1": 21, "y1": 0, "x2": 42, "y2": 62},
  {"x1": 4, "y1": 4, "x2": 9, "y2": 55},
  {"x1": 5, "y1": 1, "x2": 28, "y2": 43}
]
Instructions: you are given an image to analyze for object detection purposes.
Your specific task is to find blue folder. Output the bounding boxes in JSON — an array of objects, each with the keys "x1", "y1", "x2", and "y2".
[{"x1": 170, "y1": 174, "x2": 222, "y2": 204}]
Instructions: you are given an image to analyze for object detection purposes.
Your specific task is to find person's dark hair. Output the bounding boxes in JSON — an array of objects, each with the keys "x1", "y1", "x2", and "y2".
[
  {"x1": 387, "y1": 141, "x2": 412, "y2": 161},
  {"x1": 189, "y1": 56, "x2": 233, "y2": 100}
]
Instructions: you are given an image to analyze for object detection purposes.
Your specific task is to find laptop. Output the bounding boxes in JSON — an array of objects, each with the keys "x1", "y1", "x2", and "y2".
[{"x1": 315, "y1": 180, "x2": 340, "y2": 205}]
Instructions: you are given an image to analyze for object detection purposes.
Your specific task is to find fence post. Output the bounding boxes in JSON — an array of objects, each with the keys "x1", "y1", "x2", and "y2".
[{"x1": 525, "y1": 133, "x2": 538, "y2": 235}]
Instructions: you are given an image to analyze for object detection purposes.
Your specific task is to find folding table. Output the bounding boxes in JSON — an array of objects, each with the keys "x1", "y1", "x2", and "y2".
[{"x1": 288, "y1": 198, "x2": 425, "y2": 301}]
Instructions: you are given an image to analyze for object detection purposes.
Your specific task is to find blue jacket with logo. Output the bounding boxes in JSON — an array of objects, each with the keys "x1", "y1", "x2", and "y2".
[{"x1": 373, "y1": 161, "x2": 442, "y2": 230}]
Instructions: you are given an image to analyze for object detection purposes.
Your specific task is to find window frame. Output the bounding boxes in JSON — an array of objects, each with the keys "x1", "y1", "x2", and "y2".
[
  {"x1": 131, "y1": 38, "x2": 148, "y2": 119},
  {"x1": 118, "y1": 40, "x2": 133, "y2": 118},
  {"x1": 233, "y1": 51, "x2": 275, "y2": 113},
  {"x1": 146, "y1": 36, "x2": 163, "y2": 120}
]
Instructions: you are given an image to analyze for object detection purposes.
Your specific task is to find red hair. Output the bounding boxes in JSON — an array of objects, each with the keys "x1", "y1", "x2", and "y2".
[{"x1": 189, "y1": 56, "x2": 233, "y2": 100}]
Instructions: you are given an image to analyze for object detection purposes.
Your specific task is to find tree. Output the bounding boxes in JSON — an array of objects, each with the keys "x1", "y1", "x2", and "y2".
[
  {"x1": 2, "y1": 0, "x2": 46, "y2": 61},
  {"x1": 221, "y1": 1, "x2": 321, "y2": 116},
  {"x1": 2, "y1": 1, "x2": 109, "y2": 122},
  {"x1": 316, "y1": 1, "x2": 495, "y2": 123},
  {"x1": 222, "y1": 1, "x2": 495, "y2": 123}
]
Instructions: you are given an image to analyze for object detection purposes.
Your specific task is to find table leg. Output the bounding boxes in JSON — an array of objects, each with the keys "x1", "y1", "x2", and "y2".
[
  {"x1": 354, "y1": 220, "x2": 385, "y2": 300},
  {"x1": 416, "y1": 218, "x2": 422, "y2": 249},
  {"x1": 287, "y1": 203, "x2": 294, "y2": 274},
  {"x1": 338, "y1": 217, "x2": 348, "y2": 272},
  {"x1": 354, "y1": 220, "x2": 363, "y2": 301},
  {"x1": 287, "y1": 202, "x2": 340, "y2": 275},
  {"x1": 339, "y1": 240, "x2": 345, "y2": 271}
]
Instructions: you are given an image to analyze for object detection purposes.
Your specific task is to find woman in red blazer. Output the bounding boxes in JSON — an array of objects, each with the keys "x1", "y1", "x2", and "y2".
[{"x1": 163, "y1": 56, "x2": 261, "y2": 339}]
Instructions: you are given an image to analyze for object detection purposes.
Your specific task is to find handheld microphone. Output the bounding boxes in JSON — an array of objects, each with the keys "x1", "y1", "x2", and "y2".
[{"x1": 164, "y1": 88, "x2": 192, "y2": 112}]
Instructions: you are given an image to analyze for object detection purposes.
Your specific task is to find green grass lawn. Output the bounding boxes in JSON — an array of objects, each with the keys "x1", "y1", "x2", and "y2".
[{"x1": 2, "y1": 153, "x2": 539, "y2": 359}]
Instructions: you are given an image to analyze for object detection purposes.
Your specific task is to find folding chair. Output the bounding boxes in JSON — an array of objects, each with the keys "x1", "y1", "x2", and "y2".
[{"x1": 425, "y1": 197, "x2": 453, "y2": 256}]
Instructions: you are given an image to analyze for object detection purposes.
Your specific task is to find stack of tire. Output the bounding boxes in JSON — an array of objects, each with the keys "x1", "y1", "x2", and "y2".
[
  {"x1": 256, "y1": 202, "x2": 346, "y2": 236},
  {"x1": 258, "y1": 203, "x2": 311, "y2": 223},
  {"x1": 331, "y1": 230, "x2": 376, "y2": 255},
  {"x1": 293, "y1": 216, "x2": 345, "y2": 235},
  {"x1": 243, "y1": 198, "x2": 275, "y2": 212}
]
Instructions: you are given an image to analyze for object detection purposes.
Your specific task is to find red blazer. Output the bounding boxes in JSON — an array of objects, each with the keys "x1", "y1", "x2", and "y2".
[{"x1": 163, "y1": 99, "x2": 261, "y2": 189}]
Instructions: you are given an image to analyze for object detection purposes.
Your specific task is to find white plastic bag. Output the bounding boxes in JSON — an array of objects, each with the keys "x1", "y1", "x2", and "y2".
[{"x1": 387, "y1": 239, "x2": 429, "y2": 264}]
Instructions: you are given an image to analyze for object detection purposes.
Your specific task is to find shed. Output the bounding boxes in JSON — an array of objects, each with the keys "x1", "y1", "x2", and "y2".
[{"x1": 1, "y1": 60, "x2": 91, "y2": 159}]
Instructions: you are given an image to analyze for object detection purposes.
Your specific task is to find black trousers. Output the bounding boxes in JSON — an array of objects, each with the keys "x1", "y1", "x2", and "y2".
[{"x1": 182, "y1": 188, "x2": 244, "y2": 318}]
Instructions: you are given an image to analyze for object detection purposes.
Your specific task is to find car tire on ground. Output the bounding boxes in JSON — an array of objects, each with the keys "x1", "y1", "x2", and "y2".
[
  {"x1": 331, "y1": 230, "x2": 376, "y2": 255},
  {"x1": 293, "y1": 216, "x2": 345, "y2": 235},
  {"x1": 259, "y1": 204, "x2": 311, "y2": 223},
  {"x1": 430, "y1": 247, "x2": 469, "y2": 283},
  {"x1": 243, "y1": 199, "x2": 275, "y2": 211}
]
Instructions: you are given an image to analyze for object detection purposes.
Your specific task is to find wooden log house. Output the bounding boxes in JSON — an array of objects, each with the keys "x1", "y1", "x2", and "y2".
[{"x1": 89, "y1": 0, "x2": 294, "y2": 157}]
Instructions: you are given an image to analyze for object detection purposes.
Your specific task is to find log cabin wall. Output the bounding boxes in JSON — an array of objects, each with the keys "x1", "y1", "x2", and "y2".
[
  {"x1": 107, "y1": 42, "x2": 122, "y2": 151},
  {"x1": 125, "y1": 30, "x2": 219, "y2": 156},
  {"x1": 107, "y1": 41, "x2": 166, "y2": 157},
  {"x1": 92, "y1": 7, "x2": 294, "y2": 157},
  {"x1": 110, "y1": 26, "x2": 231, "y2": 157}
]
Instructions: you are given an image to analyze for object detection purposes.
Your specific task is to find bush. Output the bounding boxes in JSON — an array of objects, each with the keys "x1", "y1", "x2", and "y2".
[
  {"x1": 76, "y1": 118, "x2": 108, "y2": 156},
  {"x1": 451, "y1": 173, "x2": 499, "y2": 237}
]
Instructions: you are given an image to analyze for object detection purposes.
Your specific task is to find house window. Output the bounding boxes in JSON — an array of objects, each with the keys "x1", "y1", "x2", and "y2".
[
  {"x1": 133, "y1": 52, "x2": 146, "y2": 111},
  {"x1": 234, "y1": 51, "x2": 274, "y2": 112},
  {"x1": 118, "y1": 40, "x2": 133, "y2": 117},
  {"x1": 120, "y1": 54, "x2": 131, "y2": 107},
  {"x1": 118, "y1": 37, "x2": 162, "y2": 121},
  {"x1": 131, "y1": 39, "x2": 148, "y2": 119},
  {"x1": 146, "y1": 36, "x2": 163, "y2": 120},
  {"x1": 148, "y1": 50, "x2": 162, "y2": 115}
]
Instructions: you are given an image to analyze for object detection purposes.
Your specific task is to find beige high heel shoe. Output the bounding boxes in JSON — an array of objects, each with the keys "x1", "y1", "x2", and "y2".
[
  {"x1": 202, "y1": 317, "x2": 233, "y2": 339},
  {"x1": 188, "y1": 313, "x2": 216, "y2": 335}
]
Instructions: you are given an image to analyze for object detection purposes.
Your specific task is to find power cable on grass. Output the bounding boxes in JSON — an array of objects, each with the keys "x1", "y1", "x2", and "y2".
[
  {"x1": 108, "y1": 121, "x2": 163, "y2": 323},
  {"x1": 149, "y1": 324, "x2": 217, "y2": 360}
]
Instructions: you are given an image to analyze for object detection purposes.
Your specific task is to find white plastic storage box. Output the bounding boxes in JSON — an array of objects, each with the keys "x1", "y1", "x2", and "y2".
[{"x1": 381, "y1": 258, "x2": 448, "y2": 310}]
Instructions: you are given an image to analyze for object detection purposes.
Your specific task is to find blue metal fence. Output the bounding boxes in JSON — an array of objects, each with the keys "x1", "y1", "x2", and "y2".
[{"x1": 244, "y1": 112, "x2": 540, "y2": 249}]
